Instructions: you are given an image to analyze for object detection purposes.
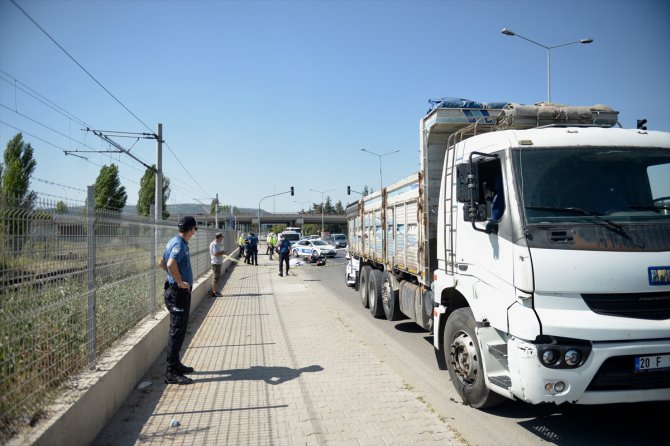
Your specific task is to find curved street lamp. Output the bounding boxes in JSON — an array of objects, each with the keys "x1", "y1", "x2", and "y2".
[
  {"x1": 360, "y1": 148, "x2": 400, "y2": 193},
  {"x1": 310, "y1": 188, "x2": 335, "y2": 236},
  {"x1": 501, "y1": 28, "x2": 593, "y2": 103}
]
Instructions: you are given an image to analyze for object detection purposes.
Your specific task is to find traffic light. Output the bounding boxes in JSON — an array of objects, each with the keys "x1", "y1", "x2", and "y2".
[
  {"x1": 290, "y1": 186, "x2": 294, "y2": 196},
  {"x1": 637, "y1": 119, "x2": 648, "y2": 130},
  {"x1": 347, "y1": 186, "x2": 351, "y2": 195}
]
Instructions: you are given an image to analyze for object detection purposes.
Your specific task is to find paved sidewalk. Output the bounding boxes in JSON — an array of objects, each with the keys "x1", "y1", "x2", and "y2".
[{"x1": 93, "y1": 254, "x2": 461, "y2": 446}]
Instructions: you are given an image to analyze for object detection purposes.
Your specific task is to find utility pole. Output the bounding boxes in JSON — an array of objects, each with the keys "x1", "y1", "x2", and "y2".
[
  {"x1": 155, "y1": 123, "x2": 163, "y2": 224},
  {"x1": 215, "y1": 193, "x2": 219, "y2": 228}
]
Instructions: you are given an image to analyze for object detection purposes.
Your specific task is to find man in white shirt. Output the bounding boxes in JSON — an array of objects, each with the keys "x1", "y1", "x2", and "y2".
[{"x1": 209, "y1": 232, "x2": 226, "y2": 297}]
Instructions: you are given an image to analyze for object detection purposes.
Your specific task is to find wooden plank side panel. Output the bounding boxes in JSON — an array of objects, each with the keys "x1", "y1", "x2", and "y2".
[{"x1": 404, "y1": 200, "x2": 420, "y2": 273}]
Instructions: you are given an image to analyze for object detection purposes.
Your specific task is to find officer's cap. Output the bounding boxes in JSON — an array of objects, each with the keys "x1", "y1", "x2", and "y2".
[{"x1": 178, "y1": 216, "x2": 197, "y2": 232}]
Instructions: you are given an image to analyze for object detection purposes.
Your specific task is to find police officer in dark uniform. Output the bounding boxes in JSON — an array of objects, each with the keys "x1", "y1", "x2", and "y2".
[
  {"x1": 159, "y1": 216, "x2": 197, "y2": 385},
  {"x1": 248, "y1": 232, "x2": 259, "y2": 265}
]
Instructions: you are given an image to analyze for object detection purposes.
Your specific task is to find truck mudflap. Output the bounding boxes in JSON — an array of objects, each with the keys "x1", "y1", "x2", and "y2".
[
  {"x1": 431, "y1": 270, "x2": 457, "y2": 349},
  {"x1": 433, "y1": 304, "x2": 446, "y2": 349},
  {"x1": 507, "y1": 337, "x2": 670, "y2": 405},
  {"x1": 345, "y1": 257, "x2": 359, "y2": 288}
]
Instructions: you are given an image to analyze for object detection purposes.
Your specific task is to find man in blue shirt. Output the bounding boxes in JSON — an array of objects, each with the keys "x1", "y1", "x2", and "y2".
[
  {"x1": 159, "y1": 216, "x2": 197, "y2": 384},
  {"x1": 248, "y1": 232, "x2": 259, "y2": 265},
  {"x1": 277, "y1": 236, "x2": 292, "y2": 277}
]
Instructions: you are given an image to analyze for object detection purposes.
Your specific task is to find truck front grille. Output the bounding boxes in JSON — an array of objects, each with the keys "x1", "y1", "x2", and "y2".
[
  {"x1": 581, "y1": 292, "x2": 670, "y2": 320},
  {"x1": 587, "y1": 355, "x2": 670, "y2": 391}
]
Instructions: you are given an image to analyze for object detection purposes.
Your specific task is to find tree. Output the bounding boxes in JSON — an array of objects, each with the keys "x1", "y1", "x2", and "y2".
[
  {"x1": 1, "y1": 133, "x2": 37, "y2": 251},
  {"x1": 1, "y1": 133, "x2": 36, "y2": 208},
  {"x1": 136, "y1": 165, "x2": 170, "y2": 219},
  {"x1": 362, "y1": 185, "x2": 370, "y2": 197},
  {"x1": 324, "y1": 197, "x2": 335, "y2": 214},
  {"x1": 55, "y1": 201, "x2": 68, "y2": 214},
  {"x1": 302, "y1": 224, "x2": 319, "y2": 236},
  {"x1": 335, "y1": 201, "x2": 344, "y2": 214},
  {"x1": 94, "y1": 164, "x2": 127, "y2": 212},
  {"x1": 271, "y1": 224, "x2": 286, "y2": 234},
  {"x1": 210, "y1": 198, "x2": 219, "y2": 216}
]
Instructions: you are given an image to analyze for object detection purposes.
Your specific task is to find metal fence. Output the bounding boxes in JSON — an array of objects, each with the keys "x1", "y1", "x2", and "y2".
[{"x1": 0, "y1": 191, "x2": 234, "y2": 443}]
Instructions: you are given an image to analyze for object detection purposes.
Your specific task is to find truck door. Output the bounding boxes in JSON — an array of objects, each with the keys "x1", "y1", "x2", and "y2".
[{"x1": 456, "y1": 154, "x2": 517, "y2": 331}]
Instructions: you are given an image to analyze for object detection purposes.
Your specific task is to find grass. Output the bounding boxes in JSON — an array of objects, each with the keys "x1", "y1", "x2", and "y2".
[{"x1": 0, "y1": 242, "x2": 162, "y2": 443}]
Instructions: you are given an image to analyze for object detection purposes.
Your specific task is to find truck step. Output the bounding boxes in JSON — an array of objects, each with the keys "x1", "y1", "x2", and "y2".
[
  {"x1": 489, "y1": 375, "x2": 511, "y2": 389},
  {"x1": 487, "y1": 343, "x2": 508, "y2": 360}
]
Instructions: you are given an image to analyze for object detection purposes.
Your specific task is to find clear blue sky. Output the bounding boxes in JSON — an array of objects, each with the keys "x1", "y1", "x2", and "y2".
[{"x1": 1, "y1": 0, "x2": 669, "y2": 212}]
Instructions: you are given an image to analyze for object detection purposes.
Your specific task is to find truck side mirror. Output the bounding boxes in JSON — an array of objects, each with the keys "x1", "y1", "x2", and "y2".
[
  {"x1": 462, "y1": 203, "x2": 487, "y2": 222},
  {"x1": 456, "y1": 162, "x2": 479, "y2": 203}
]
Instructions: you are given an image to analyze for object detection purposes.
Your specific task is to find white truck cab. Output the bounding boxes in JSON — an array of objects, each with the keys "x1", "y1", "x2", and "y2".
[{"x1": 432, "y1": 123, "x2": 670, "y2": 407}]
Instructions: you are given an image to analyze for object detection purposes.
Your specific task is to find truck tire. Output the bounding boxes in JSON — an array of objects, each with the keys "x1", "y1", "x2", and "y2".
[
  {"x1": 359, "y1": 266, "x2": 371, "y2": 308},
  {"x1": 368, "y1": 269, "x2": 384, "y2": 318},
  {"x1": 382, "y1": 271, "x2": 401, "y2": 321},
  {"x1": 444, "y1": 307, "x2": 505, "y2": 409}
]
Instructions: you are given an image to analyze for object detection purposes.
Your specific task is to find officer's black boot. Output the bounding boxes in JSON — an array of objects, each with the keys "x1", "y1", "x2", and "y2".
[
  {"x1": 177, "y1": 362, "x2": 195, "y2": 374},
  {"x1": 166, "y1": 366, "x2": 193, "y2": 385}
]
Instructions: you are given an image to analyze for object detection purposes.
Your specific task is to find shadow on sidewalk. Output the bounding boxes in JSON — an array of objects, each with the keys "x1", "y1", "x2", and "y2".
[{"x1": 192, "y1": 365, "x2": 324, "y2": 385}]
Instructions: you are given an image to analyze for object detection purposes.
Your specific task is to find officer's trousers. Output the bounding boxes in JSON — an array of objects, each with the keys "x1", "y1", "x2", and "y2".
[
  {"x1": 278, "y1": 253, "x2": 290, "y2": 275},
  {"x1": 164, "y1": 284, "x2": 191, "y2": 369}
]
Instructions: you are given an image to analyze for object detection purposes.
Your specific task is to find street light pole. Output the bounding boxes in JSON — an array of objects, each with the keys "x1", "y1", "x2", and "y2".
[
  {"x1": 501, "y1": 28, "x2": 593, "y2": 103},
  {"x1": 310, "y1": 188, "x2": 334, "y2": 236},
  {"x1": 360, "y1": 148, "x2": 400, "y2": 192}
]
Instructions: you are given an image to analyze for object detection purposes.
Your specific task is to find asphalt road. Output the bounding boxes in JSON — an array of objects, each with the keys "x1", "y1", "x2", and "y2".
[{"x1": 296, "y1": 252, "x2": 667, "y2": 446}]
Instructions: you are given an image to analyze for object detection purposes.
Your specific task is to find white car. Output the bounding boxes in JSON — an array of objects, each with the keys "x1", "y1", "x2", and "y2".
[
  {"x1": 292, "y1": 239, "x2": 337, "y2": 258},
  {"x1": 331, "y1": 233, "x2": 348, "y2": 248},
  {"x1": 279, "y1": 231, "x2": 301, "y2": 245}
]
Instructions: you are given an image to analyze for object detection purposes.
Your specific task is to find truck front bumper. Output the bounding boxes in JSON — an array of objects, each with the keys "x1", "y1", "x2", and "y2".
[{"x1": 508, "y1": 337, "x2": 670, "y2": 405}]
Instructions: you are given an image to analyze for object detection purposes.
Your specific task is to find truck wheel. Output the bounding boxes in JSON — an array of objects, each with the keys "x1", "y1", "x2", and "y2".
[
  {"x1": 368, "y1": 269, "x2": 384, "y2": 318},
  {"x1": 444, "y1": 307, "x2": 505, "y2": 409},
  {"x1": 359, "y1": 266, "x2": 371, "y2": 308},
  {"x1": 382, "y1": 271, "x2": 401, "y2": 321}
]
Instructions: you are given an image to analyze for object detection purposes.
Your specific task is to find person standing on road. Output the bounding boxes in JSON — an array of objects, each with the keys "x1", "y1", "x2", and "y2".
[
  {"x1": 209, "y1": 232, "x2": 226, "y2": 297},
  {"x1": 267, "y1": 232, "x2": 277, "y2": 260},
  {"x1": 159, "y1": 216, "x2": 197, "y2": 385},
  {"x1": 277, "y1": 235, "x2": 291, "y2": 277},
  {"x1": 238, "y1": 233, "x2": 246, "y2": 259},
  {"x1": 248, "y1": 232, "x2": 259, "y2": 265},
  {"x1": 244, "y1": 234, "x2": 251, "y2": 264}
]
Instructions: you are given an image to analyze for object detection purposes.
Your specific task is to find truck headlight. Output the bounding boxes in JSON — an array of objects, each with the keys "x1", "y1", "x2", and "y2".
[
  {"x1": 536, "y1": 336, "x2": 591, "y2": 369},
  {"x1": 542, "y1": 349, "x2": 559, "y2": 366},
  {"x1": 564, "y1": 349, "x2": 581, "y2": 366}
]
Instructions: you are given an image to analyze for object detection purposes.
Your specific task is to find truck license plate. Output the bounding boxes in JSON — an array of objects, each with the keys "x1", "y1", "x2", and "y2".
[{"x1": 635, "y1": 354, "x2": 670, "y2": 372}]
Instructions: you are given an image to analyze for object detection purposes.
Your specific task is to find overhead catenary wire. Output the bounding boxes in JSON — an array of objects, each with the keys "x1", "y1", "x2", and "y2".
[
  {"x1": 1, "y1": 117, "x2": 211, "y2": 205},
  {"x1": 0, "y1": 69, "x2": 89, "y2": 128},
  {"x1": 9, "y1": 0, "x2": 154, "y2": 135},
  {"x1": 163, "y1": 141, "x2": 211, "y2": 199},
  {"x1": 1, "y1": 81, "x2": 208, "y2": 204},
  {"x1": 5, "y1": 4, "x2": 216, "y2": 204},
  {"x1": 0, "y1": 105, "x2": 151, "y2": 179},
  {"x1": 0, "y1": 120, "x2": 143, "y2": 188}
]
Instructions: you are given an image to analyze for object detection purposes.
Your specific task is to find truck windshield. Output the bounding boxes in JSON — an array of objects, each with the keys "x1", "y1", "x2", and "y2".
[{"x1": 513, "y1": 147, "x2": 670, "y2": 224}]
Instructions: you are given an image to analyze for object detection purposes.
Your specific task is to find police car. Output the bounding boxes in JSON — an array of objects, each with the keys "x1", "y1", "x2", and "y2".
[{"x1": 292, "y1": 239, "x2": 337, "y2": 258}]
